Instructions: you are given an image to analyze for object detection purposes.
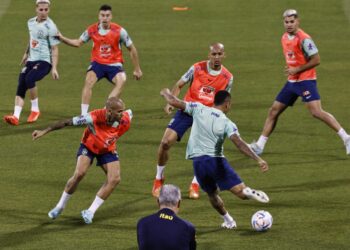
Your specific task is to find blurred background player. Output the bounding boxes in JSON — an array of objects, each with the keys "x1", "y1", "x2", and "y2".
[
  {"x1": 160, "y1": 89, "x2": 269, "y2": 229},
  {"x1": 137, "y1": 184, "x2": 196, "y2": 250},
  {"x1": 57, "y1": 4, "x2": 142, "y2": 115},
  {"x1": 152, "y1": 43, "x2": 233, "y2": 199},
  {"x1": 32, "y1": 97, "x2": 132, "y2": 224},
  {"x1": 3, "y1": 0, "x2": 59, "y2": 126},
  {"x1": 249, "y1": 9, "x2": 350, "y2": 155}
]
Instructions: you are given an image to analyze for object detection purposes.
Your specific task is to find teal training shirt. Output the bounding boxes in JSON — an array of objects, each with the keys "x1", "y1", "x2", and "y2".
[
  {"x1": 184, "y1": 102, "x2": 239, "y2": 159},
  {"x1": 27, "y1": 17, "x2": 60, "y2": 64}
]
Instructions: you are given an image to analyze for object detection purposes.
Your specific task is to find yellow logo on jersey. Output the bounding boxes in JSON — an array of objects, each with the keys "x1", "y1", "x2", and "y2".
[{"x1": 159, "y1": 213, "x2": 173, "y2": 221}]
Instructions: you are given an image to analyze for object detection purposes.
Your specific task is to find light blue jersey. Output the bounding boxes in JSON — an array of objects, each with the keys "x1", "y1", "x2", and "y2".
[
  {"x1": 27, "y1": 17, "x2": 60, "y2": 64},
  {"x1": 184, "y1": 102, "x2": 239, "y2": 159}
]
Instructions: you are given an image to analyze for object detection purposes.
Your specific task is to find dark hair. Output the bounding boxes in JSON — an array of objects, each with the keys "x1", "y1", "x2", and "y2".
[
  {"x1": 214, "y1": 90, "x2": 231, "y2": 106},
  {"x1": 99, "y1": 4, "x2": 112, "y2": 11}
]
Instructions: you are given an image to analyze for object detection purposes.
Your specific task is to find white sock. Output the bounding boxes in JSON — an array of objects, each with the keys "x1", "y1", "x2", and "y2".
[
  {"x1": 337, "y1": 128, "x2": 350, "y2": 142},
  {"x1": 191, "y1": 176, "x2": 199, "y2": 184},
  {"x1": 88, "y1": 195, "x2": 105, "y2": 214},
  {"x1": 13, "y1": 106, "x2": 22, "y2": 119},
  {"x1": 30, "y1": 98, "x2": 39, "y2": 112},
  {"x1": 257, "y1": 135, "x2": 268, "y2": 149},
  {"x1": 56, "y1": 191, "x2": 72, "y2": 209},
  {"x1": 156, "y1": 165, "x2": 165, "y2": 180},
  {"x1": 222, "y1": 212, "x2": 233, "y2": 223},
  {"x1": 81, "y1": 104, "x2": 89, "y2": 115}
]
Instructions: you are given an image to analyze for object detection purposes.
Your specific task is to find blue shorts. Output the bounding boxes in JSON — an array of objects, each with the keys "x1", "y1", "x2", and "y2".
[
  {"x1": 167, "y1": 110, "x2": 193, "y2": 141},
  {"x1": 192, "y1": 156, "x2": 242, "y2": 194},
  {"x1": 276, "y1": 80, "x2": 321, "y2": 106},
  {"x1": 77, "y1": 144, "x2": 119, "y2": 166},
  {"x1": 16, "y1": 60, "x2": 52, "y2": 98},
  {"x1": 87, "y1": 61, "x2": 124, "y2": 83}
]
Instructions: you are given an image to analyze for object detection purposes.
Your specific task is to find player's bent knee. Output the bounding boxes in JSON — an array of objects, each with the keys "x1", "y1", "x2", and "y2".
[
  {"x1": 160, "y1": 139, "x2": 172, "y2": 151},
  {"x1": 73, "y1": 171, "x2": 87, "y2": 182},
  {"x1": 108, "y1": 175, "x2": 121, "y2": 186}
]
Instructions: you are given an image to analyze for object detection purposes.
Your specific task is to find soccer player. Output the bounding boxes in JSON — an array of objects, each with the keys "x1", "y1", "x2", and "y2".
[
  {"x1": 152, "y1": 43, "x2": 234, "y2": 199},
  {"x1": 137, "y1": 185, "x2": 196, "y2": 250},
  {"x1": 3, "y1": 0, "x2": 60, "y2": 126},
  {"x1": 56, "y1": 4, "x2": 142, "y2": 115},
  {"x1": 32, "y1": 97, "x2": 132, "y2": 224},
  {"x1": 160, "y1": 89, "x2": 269, "y2": 229},
  {"x1": 249, "y1": 9, "x2": 350, "y2": 155}
]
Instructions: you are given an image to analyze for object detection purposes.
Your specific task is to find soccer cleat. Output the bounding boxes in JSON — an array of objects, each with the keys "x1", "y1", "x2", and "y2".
[
  {"x1": 249, "y1": 141, "x2": 263, "y2": 155},
  {"x1": 3, "y1": 115, "x2": 19, "y2": 126},
  {"x1": 221, "y1": 220, "x2": 237, "y2": 229},
  {"x1": 81, "y1": 210, "x2": 94, "y2": 224},
  {"x1": 345, "y1": 137, "x2": 350, "y2": 155},
  {"x1": 188, "y1": 183, "x2": 200, "y2": 199},
  {"x1": 152, "y1": 178, "x2": 164, "y2": 198},
  {"x1": 243, "y1": 187, "x2": 269, "y2": 203},
  {"x1": 27, "y1": 111, "x2": 40, "y2": 123},
  {"x1": 48, "y1": 207, "x2": 63, "y2": 219}
]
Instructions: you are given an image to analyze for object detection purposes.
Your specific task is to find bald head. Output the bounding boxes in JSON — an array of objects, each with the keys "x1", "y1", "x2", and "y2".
[
  {"x1": 106, "y1": 97, "x2": 125, "y2": 110},
  {"x1": 209, "y1": 43, "x2": 224, "y2": 52}
]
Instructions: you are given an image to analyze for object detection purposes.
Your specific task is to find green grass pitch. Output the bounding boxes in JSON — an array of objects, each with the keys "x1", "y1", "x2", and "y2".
[{"x1": 0, "y1": 0, "x2": 350, "y2": 249}]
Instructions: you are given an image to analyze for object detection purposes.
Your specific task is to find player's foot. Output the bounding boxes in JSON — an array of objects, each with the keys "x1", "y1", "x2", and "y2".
[
  {"x1": 249, "y1": 141, "x2": 263, "y2": 155},
  {"x1": 152, "y1": 178, "x2": 164, "y2": 198},
  {"x1": 189, "y1": 183, "x2": 200, "y2": 199},
  {"x1": 3, "y1": 115, "x2": 19, "y2": 126},
  {"x1": 81, "y1": 210, "x2": 94, "y2": 224},
  {"x1": 345, "y1": 137, "x2": 350, "y2": 155},
  {"x1": 27, "y1": 111, "x2": 40, "y2": 123},
  {"x1": 48, "y1": 207, "x2": 63, "y2": 219},
  {"x1": 243, "y1": 187, "x2": 269, "y2": 203},
  {"x1": 221, "y1": 220, "x2": 237, "y2": 229}
]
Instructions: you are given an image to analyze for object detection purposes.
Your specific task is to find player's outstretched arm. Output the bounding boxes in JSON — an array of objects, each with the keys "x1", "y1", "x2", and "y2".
[
  {"x1": 56, "y1": 32, "x2": 84, "y2": 48},
  {"x1": 230, "y1": 134, "x2": 269, "y2": 172},
  {"x1": 51, "y1": 45, "x2": 59, "y2": 80},
  {"x1": 32, "y1": 119, "x2": 73, "y2": 140},
  {"x1": 160, "y1": 88, "x2": 186, "y2": 110},
  {"x1": 164, "y1": 80, "x2": 186, "y2": 114}
]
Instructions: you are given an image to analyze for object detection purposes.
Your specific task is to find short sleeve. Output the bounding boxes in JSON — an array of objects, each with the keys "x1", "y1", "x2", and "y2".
[
  {"x1": 120, "y1": 28, "x2": 133, "y2": 47},
  {"x1": 225, "y1": 120, "x2": 239, "y2": 138},
  {"x1": 302, "y1": 38, "x2": 318, "y2": 57},
  {"x1": 79, "y1": 30, "x2": 90, "y2": 43},
  {"x1": 48, "y1": 22, "x2": 60, "y2": 46},
  {"x1": 72, "y1": 113, "x2": 93, "y2": 126},
  {"x1": 180, "y1": 65, "x2": 195, "y2": 84},
  {"x1": 184, "y1": 102, "x2": 202, "y2": 116}
]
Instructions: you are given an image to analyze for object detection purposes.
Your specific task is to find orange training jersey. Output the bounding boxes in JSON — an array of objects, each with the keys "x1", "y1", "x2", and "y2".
[
  {"x1": 87, "y1": 23, "x2": 124, "y2": 64},
  {"x1": 80, "y1": 109, "x2": 131, "y2": 154},
  {"x1": 281, "y1": 29, "x2": 317, "y2": 82},
  {"x1": 183, "y1": 61, "x2": 233, "y2": 106}
]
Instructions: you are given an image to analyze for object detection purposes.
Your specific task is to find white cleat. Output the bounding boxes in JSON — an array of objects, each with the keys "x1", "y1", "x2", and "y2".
[
  {"x1": 243, "y1": 187, "x2": 269, "y2": 203},
  {"x1": 81, "y1": 210, "x2": 94, "y2": 224},
  {"x1": 345, "y1": 138, "x2": 350, "y2": 155},
  {"x1": 221, "y1": 220, "x2": 237, "y2": 229},
  {"x1": 48, "y1": 207, "x2": 63, "y2": 219},
  {"x1": 249, "y1": 141, "x2": 263, "y2": 155}
]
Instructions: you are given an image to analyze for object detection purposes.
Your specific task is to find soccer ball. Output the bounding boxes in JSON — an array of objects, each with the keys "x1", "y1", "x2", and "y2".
[{"x1": 251, "y1": 210, "x2": 273, "y2": 231}]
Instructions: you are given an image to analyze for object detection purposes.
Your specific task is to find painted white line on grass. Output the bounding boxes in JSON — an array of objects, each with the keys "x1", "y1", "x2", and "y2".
[
  {"x1": 344, "y1": 0, "x2": 350, "y2": 22},
  {"x1": 0, "y1": 0, "x2": 11, "y2": 21}
]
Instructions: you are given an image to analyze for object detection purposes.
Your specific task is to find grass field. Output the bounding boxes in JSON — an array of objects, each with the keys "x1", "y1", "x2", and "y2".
[{"x1": 1, "y1": 0, "x2": 350, "y2": 249}]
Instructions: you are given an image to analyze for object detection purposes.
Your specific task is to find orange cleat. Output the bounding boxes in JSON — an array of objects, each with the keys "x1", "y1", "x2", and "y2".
[
  {"x1": 27, "y1": 111, "x2": 40, "y2": 123},
  {"x1": 189, "y1": 183, "x2": 200, "y2": 199},
  {"x1": 3, "y1": 115, "x2": 19, "y2": 126},
  {"x1": 152, "y1": 178, "x2": 164, "y2": 198}
]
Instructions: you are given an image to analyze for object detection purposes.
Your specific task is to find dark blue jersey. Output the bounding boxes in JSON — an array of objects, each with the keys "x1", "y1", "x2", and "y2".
[{"x1": 137, "y1": 208, "x2": 196, "y2": 250}]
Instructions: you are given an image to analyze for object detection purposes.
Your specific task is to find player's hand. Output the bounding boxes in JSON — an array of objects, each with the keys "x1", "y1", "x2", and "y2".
[
  {"x1": 32, "y1": 130, "x2": 46, "y2": 140},
  {"x1": 51, "y1": 68, "x2": 59, "y2": 80},
  {"x1": 164, "y1": 104, "x2": 174, "y2": 115},
  {"x1": 285, "y1": 66, "x2": 299, "y2": 76},
  {"x1": 133, "y1": 69, "x2": 143, "y2": 80},
  {"x1": 20, "y1": 53, "x2": 28, "y2": 66},
  {"x1": 258, "y1": 160, "x2": 269, "y2": 172}
]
